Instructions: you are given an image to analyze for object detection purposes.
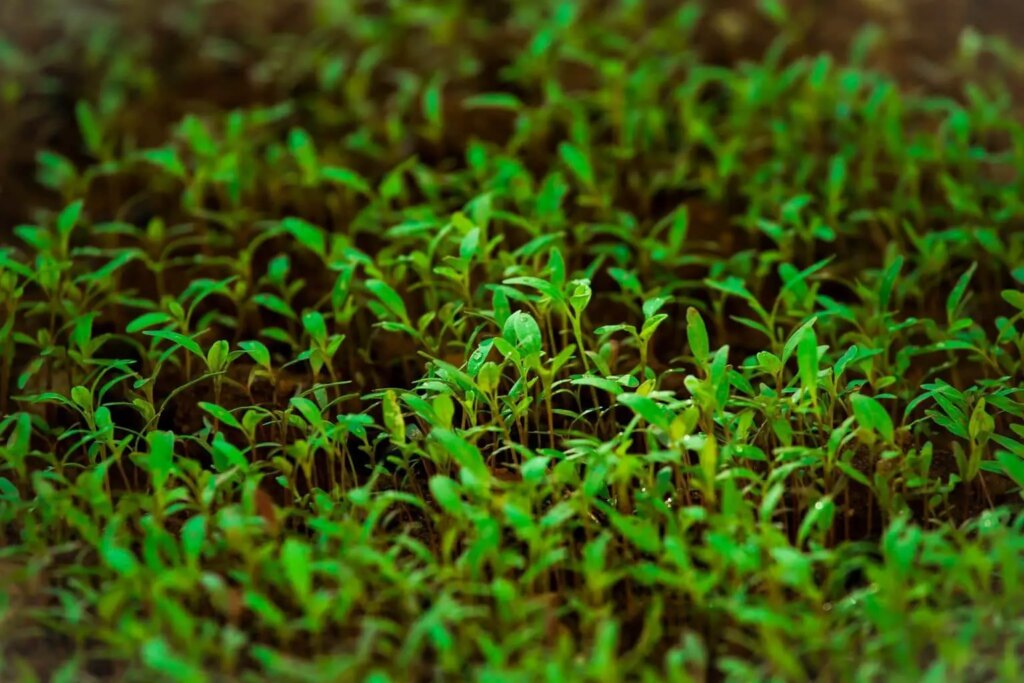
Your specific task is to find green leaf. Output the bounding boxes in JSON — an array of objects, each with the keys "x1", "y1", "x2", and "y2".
[
  {"x1": 572, "y1": 376, "x2": 624, "y2": 395},
  {"x1": 757, "y1": 351, "x2": 782, "y2": 375},
  {"x1": 70, "y1": 385, "x2": 92, "y2": 410},
  {"x1": 707, "y1": 276, "x2": 757, "y2": 303},
  {"x1": 142, "y1": 638, "x2": 202, "y2": 682},
  {"x1": 303, "y1": 311, "x2": 328, "y2": 344},
  {"x1": 289, "y1": 127, "x2": 319, "y2": 181},
  {"x1": 139, "y1": 147, "x2": 186, "y2": 178},
  {"x1": 102, "y1": 545, "x2": 138, "y2": 577},
  {"x1": 477, "y1": 362, "x2": 501, "y2": 393},
  {"x1": 380, "y1": 165, "x2": 406, "y2": 200},
  {"x1": 710, "y1": 346, "x2": 730, "y2": 409},
  {"x1": 239, "y1": 340, "x2": 272, "y2": 370},
  {"x1": 76, "y1": 101, "x2": 102, "y2": 155},
  {"x1": 548, "y1": 248, "x2": 566, "y2": 289},
  {"x1": 205, "y1": 339, "x2": 230, "y2": 373},
  {"x1": 996, "y1": 451, "x2": 1024, "y2": 489},
  {"x1": 640, "y1": 313, "x2": 668, "y2": 341},
  {"x1": 253, "y1": 293, "x2": 297, "y2": 320},
  {"x1": 610, "y1": 513, "x2": 661, "y2": 554},
  {"x1": 199, "y1": 402, "x2": 243, "y2": 430},
  {"x1": 433, "y1": 394, "x2": 455, "y2": 429},
  {"x1": 833, "y1": 345, "x2": 859, "y2": 379},
  {"x1": 851, "y1": 394, "x2": 894, "y2": 443},
  {"x1": 946, "y1": 262, "x2": 977, "y2": 323},
  {"x1": 367, "y1": 279, "x2": 409, "y2": 323},
  {"x1": 0, "y1": 249, "x2": 37, "y2": 279},
  {"x1": 730, "y1": 315, "x2": 772, "y2": 339},
  {"x1": 782, "y1": 318, "x2": 818, "y2": 365},
  {"x1": 700, "y1": 433, "x2": 719, "y2": 497},
  {"x1": 422, "y1": 77, "x2": 443, "y2": 129},
  {"x1": 429, "y1": 475, "x2": 465, "y2": 515},
  {"x1": 536, "y1": 172, "x2": 569, "y2": 217},
  {"x1": 836, "y1": 461, "x2": 871, "y2": 487},
  {"x1": 1002, "y1": 290, "x2": 1024, "y2": 312},
  {"x1": 778, "y1": 257, "x2": 834, "y2": 300},
  {"x1": 686, "y1": 307, "x2": 710, "y2": 363},
  {"x1": 569, "y1": 280, "x2": 592, "y2": 313},
  {"x1": 617, "y1": 393, "x2": 671, "y2": 431},
  {"x1": 337, "y1": 413, "x2": 375, "y2": 440},
  {"x1": 558, "y1": 142, "x2": 595, "y2": 187},
  {"x1": 459, "y1": 227, "x2": 481, "y2": 262},
  {"x1": 462, "y1": 92, "x2": 523, "y2": 110},
  {"x1": 878, "y1": 255, "x2": 903, "y2": 311},
  {"x1": 759, "y1": 0, "x2": 789, "y2": 23},
  {"x1": 211, "y1": 433, "x2": 248, "y2": 472},
  {"x1": 36, "y1": 150, "x2": 77, "y2": 190},
  {"x1": 267, "y1": 254, "x2": 291, "y2": 283},
  {"x1": 502, "y1": 310, "x2": 543, "y2": 359},
  {"x1": 826, "y1": 155, "x2": 847, "y2": 208},
  {"x1": 465, "y1": 339, "x2": 495, "y2": 378},
  {"x1": 608, "y1": 268, "x2": 642, "y2": 295},
  {"x1": 492, "y1": 287, "x2": 512, "y2": 326},
  {"x1": 796, "y1": 326, "x2": 819, "y2": 404},
  {"x1": 77, "y1": 250, "x2": 138, "y2": 284},
  {"x1": 882, "y1": 516, "x2": 920, "y2": 577},
  {"x1": 797, "y1": 497, "x2": 835, "y2": 547},
  {"x1": 321, "y1": 166, "x2": 371, "y2": 194},
  {"x1": 431, "y1": 429, "x2": 489, "y2": 484},
  {"x1": 146, "y1": 430, "x2": 176, "y2": 488},
  {"x1": 280, "y1": 539, "x2": 312, "y2": 601},
  {"x1": 969, "y1": 399, "x2": 994, "y2": 442},
  {"x1": 643, "y1": 296, "x2": 672, "y2": 319},
  {"x1": 245, "y1": 591, "x2": 287, "y2": 629},
  {"x1": 503, "y1": 276, "x2": 562, "y2": 302},
  {"x1": 290, "y1": 397, "x2": 325, "y2": 430},
  {"x1": 0, "y1": 477, "x2": 19, "y2": 502},
  {"x1": 57, "y1": 200, "x2": 84, "y2": 238},
  {"x1": 282, "y1": 217, "x2": 326, "y2": 258},
  {"x1": 144, "y1": 330, "x2": 204, "y2": 358}
]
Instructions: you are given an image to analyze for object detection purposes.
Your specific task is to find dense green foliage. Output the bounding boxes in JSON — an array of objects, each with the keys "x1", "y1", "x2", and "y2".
[{"x1": 2, "y1": 1, "x2": 1024, "y2": 681}]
